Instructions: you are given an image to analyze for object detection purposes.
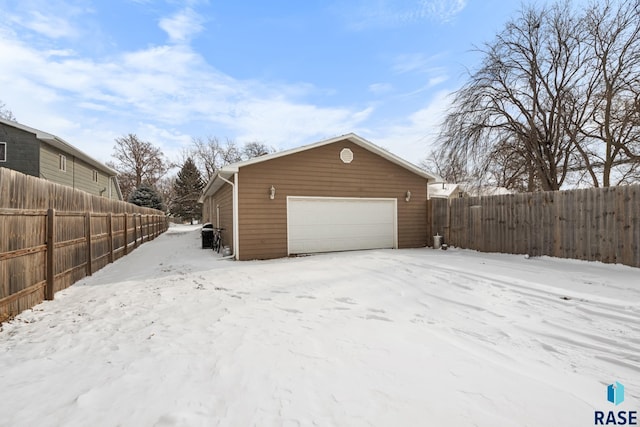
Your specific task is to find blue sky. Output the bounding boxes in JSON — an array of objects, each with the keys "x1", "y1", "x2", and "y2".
[{"x1": 1, "y1": 0, "x2": 530, "y2": 168}]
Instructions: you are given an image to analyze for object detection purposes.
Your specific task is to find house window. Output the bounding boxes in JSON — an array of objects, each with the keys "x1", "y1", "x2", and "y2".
[
  {"x1": 59, "y1": 154, "x2": 67, "y2": 171},
  {"x1": 0, "y1": 142, "x2": 6, "y2": 162},
  {"x1": 92, "y1": 170, "x2": 99, "y2": 182}
]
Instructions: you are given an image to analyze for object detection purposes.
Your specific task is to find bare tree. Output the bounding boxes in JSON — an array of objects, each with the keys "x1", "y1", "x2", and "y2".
[
  {"x1": 188, "y1": 137, "x2": 275, "y2": 181},
  {"x1": 107, "y1": 134, "x2": 170, "y2": 201},
  {"x1": 434, "y1": 0, "x2": 640, "y2": 190},
  {"x1": 155, "y1": 176, "x2": 176, "y2": 214},
  {"x1": 188, "y1": 136, "x2": 242, "y2": 181},
  {"x1": 421, "y1": 148, "x2": 470, "y2": 184},
  {"x1": 218, "y1": 138, "x2": 243, "y2": 166},
  {"x1": 438, "y1": 3, "x2": 584, "y2": 192},
  {"x1": 242, "y1": 141, "x2": 275, "y2": 159},
  {"x1": 573, "y1": 0, "x2": 640, "y2": 186},
  {"x1": 0, "y1": 100, "x2": 17, "y2": 121},
  {"x1": 486, "y1": 137, "x2": 542, "y2": 192}
]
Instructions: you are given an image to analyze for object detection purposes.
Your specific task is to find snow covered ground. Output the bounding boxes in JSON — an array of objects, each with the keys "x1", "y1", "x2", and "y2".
[{"x1": 1, "y1": 224, "x2": 638, "y2": 427}]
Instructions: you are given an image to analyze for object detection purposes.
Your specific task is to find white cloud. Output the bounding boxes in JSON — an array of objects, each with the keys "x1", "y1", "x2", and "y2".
[
  {"x1": 222, "y1": 99, "x2": 375, "y2": 148},
  {"x1": 428, "y1": 75, "x2": 448, "y2": 87},
  {"x1": 392, "y1": 52, "x2": 448, "y2": 75},
  {"x1": 136, "y1": 123, "x2": 193, "y2": 162},
  {"x1": 364, "y1": 90, "x2": 452, "y2": 164},
  {"x1": 368, "y1": 83, "x2": 394, "y2": 94},
  {"x1": 159, "y1": 8, "x2": 205, "y2": 44},
  {"x1": 0, "y1": 22, "x2": 374, "y2": 163},
  {"x1": 422, "y1": 0, "x2": 467, "y2": 23},
  {"x1": 25, "y1": 11, "x2": 79, "y2": 39},
  {"x1": 2, "y1": 0, "x2": 89, "y2": 39},
  {"x1": 44, "y1": 48, "x2": 77, "y2": 58},
  {"x1": 346, "y1": 0, "x2": 468, "y2": 30},
  {"x1": 0, "y1": 1, "x2": 456, "y2": 170}
]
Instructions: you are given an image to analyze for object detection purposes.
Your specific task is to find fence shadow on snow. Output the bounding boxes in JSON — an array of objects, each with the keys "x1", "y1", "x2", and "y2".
[{"x1": 0, "y1": 167, "x2": 168, "y2": 323}]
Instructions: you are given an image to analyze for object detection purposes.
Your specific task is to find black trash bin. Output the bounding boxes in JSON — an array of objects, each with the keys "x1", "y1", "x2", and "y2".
[{"x1": 201, "y1": 223, "x2": 214, "y2": 249}]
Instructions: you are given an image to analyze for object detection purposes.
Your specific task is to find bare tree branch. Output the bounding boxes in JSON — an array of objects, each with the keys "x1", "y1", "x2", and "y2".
[
  {"x1": 432, "y1": 0, "x2": 640, "y2": 190},
  {"x1": 108, "y1": 134, "x2": 170, "y2": 201}
]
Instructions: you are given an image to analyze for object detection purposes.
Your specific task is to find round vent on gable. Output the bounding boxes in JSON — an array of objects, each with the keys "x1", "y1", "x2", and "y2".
[{"x1": 340, "y1": 148, "x2": 354, "y2": 164}]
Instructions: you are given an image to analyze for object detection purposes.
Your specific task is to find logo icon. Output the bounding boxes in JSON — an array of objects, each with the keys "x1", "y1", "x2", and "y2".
[{"x1": 608, "y1": 381, "x2": 625, "y2": 406}]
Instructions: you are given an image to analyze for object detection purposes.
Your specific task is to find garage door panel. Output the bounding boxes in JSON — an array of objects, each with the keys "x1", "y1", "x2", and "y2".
[
  {"x1": 290, "y1": 223, "x2": 390, "y2": 238},
  {"x1": 288, "y1": 197, "x2": 396, "y2": 254},
  {"x1": 290, "y1": 236, "x2": 390, "y2": 253}
]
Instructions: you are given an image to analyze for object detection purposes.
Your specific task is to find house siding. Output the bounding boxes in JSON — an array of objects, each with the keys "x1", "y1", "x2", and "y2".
[
  {"x1": 39, "y1": 143, "x2": 118, "y2": 199},
  {"x1": 0, "y1": 120, "x2": 122, "y2": 200},
  {"x1": 72, "y1": 158, "x2": 110, "y2": 196},
  {"x1": 0, "y1": 123, "x2": 40, "y2": 177},
  {"x1": 40, "y1": 143, "x2": 73, "y2": 187},
  {"x1": 207, "y1": 178, "x2": 234, "y2": 253},
  {"x1": 202, "y1": 191, "x2": 215, "y2": 225},
  {"x1": 237, "y1": 141, "x2": 428, "y2": 260},
  {"x1": 108, "y1": 177, "x2": 120, "y2": 200}
]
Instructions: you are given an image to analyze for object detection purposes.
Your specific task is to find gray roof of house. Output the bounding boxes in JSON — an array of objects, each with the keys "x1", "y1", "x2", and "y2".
[{"x1": 0, "y1": 117, "x2": 118, "y2": 176}]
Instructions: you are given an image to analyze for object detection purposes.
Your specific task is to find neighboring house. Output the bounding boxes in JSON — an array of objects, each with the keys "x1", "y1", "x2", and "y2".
[
  {"x1": 199, "y1": 133, "x2": 439, "y2": 260},
  {"x1": 0, "y1": 118, "x2": 122, "y2": 200},
  {"x1": 460, "y1": 184, "x2": 513, "y2": 198},
  {"x1": 428, "y1": 182, "x2": 467, "y2": 199}
]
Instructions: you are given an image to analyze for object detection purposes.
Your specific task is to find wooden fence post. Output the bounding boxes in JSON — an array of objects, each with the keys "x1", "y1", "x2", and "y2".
[
  {"x1": 45, "y1": 208, "x2": 55, "y2": 301},
  {"x1": 124, "y1": 213, "x2": 129, "y2": 255},
  {"x1": 445, "y1": 199, "x2": 452, "y2": 246},
  {"x1": 107, "y1": 213, "x2": 114, "y2": 263},
  {"x1": 139, "y1": 214, "x2": 144, "y2": 244},
  {"x1": 133, "y1": 214, "x2": 138, "y2": 248},
  {"x1": 86, "y1": 212, "x2": 93, "y2": 276}
]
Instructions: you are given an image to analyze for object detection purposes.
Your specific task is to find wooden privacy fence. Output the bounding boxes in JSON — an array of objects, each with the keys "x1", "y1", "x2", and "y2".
[
  {"x1": 0, "y1": 168, "x2": 168, "y2": 322},
  {"x1": 429, "y1": 185, "x2": 640, "y2": 268}
]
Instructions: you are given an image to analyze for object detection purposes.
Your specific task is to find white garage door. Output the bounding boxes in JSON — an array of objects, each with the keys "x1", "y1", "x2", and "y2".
[{"x1": 287, "y1": 197, "x2": 397, "y2": 255}]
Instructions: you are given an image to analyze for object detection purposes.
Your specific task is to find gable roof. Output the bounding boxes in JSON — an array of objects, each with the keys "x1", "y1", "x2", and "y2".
[
  {"x1": 0, "y1": 117, "x2": 118, "y2": 176},
  {"x1": 200, "y1": 133, "x2": 439, "y2": 200},
  {"x1": 428, "y1": 182, "x2": 462, "y2": 198}
]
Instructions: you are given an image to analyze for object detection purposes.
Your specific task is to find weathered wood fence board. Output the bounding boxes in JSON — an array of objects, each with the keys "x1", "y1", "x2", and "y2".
[
  {"x1": 0, "y1": 168, "x2": 168, "y2": 322},
  {"x1": 429, "y1": 185, "x2": 640, "y2": 268}
]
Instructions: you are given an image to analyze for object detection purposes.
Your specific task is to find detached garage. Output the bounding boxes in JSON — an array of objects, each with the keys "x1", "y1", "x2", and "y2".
[{"x1": 199, "y1": 133, "x2": 438, "y2": 260}]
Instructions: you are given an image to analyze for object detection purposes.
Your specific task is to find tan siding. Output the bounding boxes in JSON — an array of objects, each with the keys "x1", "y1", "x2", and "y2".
[
  {"x1": 202, "y1": 195, "x2": 214, "y2": 224},
  {"x1": 206, "y1": 179, "x2": 234, "y2": 252},
  {"x1": 238, "y1": 141, "x2": 428, "y2": 260}
]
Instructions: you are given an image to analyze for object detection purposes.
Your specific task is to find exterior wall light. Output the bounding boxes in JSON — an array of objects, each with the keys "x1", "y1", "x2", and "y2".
[
  {"x1": 270, "y1": 185, "x2": 276, "y2": 200},
  {"x1": 405, "y1": 191, "x2": 411, "y2": 202}
]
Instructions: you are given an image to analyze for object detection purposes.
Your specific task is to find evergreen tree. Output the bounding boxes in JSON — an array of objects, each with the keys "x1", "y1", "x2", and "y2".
[
  {"x1": 170, "y1": 158, "x2": 204, "y2": 224},
  {"x1": 128, "y1": 184, "x2": 164, "y2": 211}
]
